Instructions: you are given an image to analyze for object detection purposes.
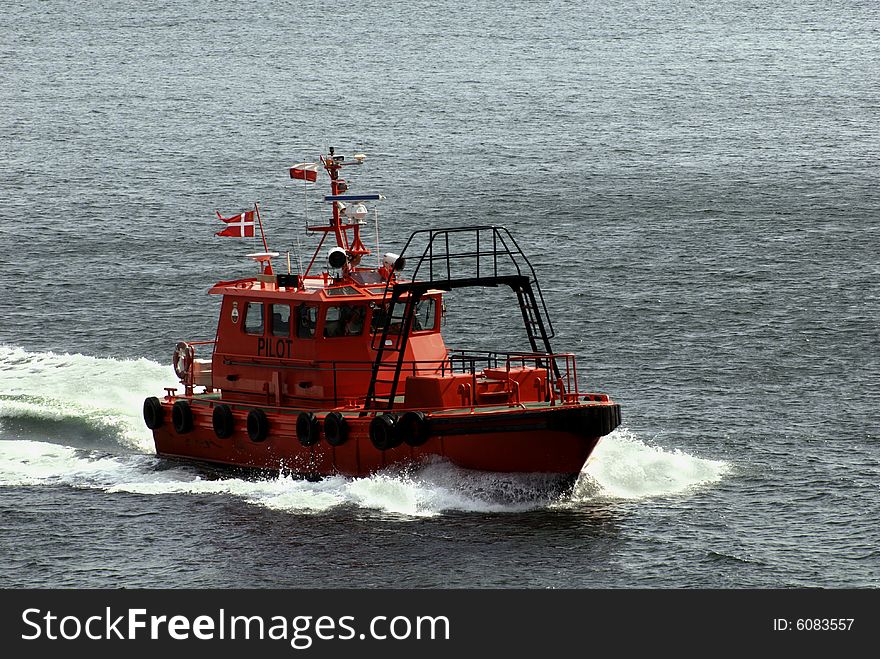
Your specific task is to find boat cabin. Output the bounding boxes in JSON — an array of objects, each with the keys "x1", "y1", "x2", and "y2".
[{"x1": 204, "y1": 272, "x2": 449, "y2": 408}]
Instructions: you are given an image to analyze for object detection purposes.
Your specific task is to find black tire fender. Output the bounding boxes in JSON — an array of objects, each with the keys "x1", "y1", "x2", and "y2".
[
  {"x1": 247, "y1": 408, "x2": 269, "y2": 442},
  {"x1": 143, "y1": 396, "x2": 164, "y2": 430},
  {"x1": 212, "y1": 404, "x2": 234, "y2": 439},
  {"x1": 171, "y1": 400, "x2": 193, "y2": 434},
  {"x1": 296, "y1": 411, "x2": 320, "y2": 447},
  {"x1": 369, "y1": 413, "x2": 401, "y2": 451},
  {"x1": 399, "y1": 411, "x2": 430, "y2": 447},
  {"x1": 323, "y1": 411, "x2": 349, "y2": 447}
]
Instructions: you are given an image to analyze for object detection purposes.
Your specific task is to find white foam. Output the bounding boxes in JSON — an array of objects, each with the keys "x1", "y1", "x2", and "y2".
[
  {"x1": 0, "y1": 346, "x2": 730, "y2": 514},
  {"x1": 0, "y1": 440, "x2": 150, "y2": 488},
  {"x1": 0, "y1": 345, "x2": 173, "y2": 452},
  {"x1": 342, "y1": 466, "x2": 540, "y2": 516},
  {"x1": 0, "y1": 429, "x2": 730, "y2": 517},
  {"x1": 573, "y1": 427, "x2": 729, "y2": 500},
  {"x1": 0, "y1": 438, "x2": 553, "y2": 515},
  {"x1": 0, "y1": 439, "x2": 348, "y2": 511},
  {"x1": 110, "y1": 475, "x2": 349, "y2": 513},
  {"x1": 116, "y1": 465, "x2": 529, "y2": 517}
]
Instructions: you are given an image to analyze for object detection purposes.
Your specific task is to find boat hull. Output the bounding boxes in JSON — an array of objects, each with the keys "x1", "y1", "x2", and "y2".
[{"x1": 149, "y1": 398, "x2": 620, "y2": 479}]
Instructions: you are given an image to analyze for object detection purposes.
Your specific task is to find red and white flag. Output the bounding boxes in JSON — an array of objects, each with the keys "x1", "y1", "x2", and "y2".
[
  {"x1": 289, "y1": 162, "x2": 319, "y2": 182},
  {"x1": 215, "y1": 210, "x2": 255, "y2": 238}
]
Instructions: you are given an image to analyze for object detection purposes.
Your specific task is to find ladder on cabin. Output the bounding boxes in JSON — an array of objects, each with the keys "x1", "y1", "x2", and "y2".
[{"x1": 362, "y1": 226, "x2": 562, "y2": 412}]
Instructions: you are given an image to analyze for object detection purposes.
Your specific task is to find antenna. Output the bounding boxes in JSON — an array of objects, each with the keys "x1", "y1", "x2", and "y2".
[{"x1": 374, "y1": 207, "x2": 381, "y2": 267}]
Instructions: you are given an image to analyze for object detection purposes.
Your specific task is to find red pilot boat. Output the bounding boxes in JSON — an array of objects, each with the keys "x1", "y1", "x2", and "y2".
[{"x1": 143, "y1": 148, "x2": 621, "y2": 489}]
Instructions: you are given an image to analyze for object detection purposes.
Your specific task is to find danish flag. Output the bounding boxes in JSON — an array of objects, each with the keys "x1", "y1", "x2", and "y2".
[
  {"x1": 215, "y1": 210, "x2": 255, "y2": 238},
  {"x1": 289, "y1": 162, "x2": 319, "y2": 182}
]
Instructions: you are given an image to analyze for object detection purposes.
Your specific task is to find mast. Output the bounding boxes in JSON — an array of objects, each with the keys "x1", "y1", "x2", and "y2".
[{"x1": 303, "y1": 147, "x2": 372, "y2": 277}]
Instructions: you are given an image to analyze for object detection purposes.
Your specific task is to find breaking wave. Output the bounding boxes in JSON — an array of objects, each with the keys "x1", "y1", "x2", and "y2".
[
  {"x1": 574, "y1": 428, "x2": 730, "y2": 501},
  {"x1": 0, "y1": 346, "x2": 729, "y2": 516},
  {"x1": 0, "y1": 344, "x2": 171, "y2": 452}
]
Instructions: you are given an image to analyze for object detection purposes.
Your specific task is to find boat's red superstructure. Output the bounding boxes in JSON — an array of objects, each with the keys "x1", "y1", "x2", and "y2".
[{"x1": 144, "y1": 148, "x2": 620, "y2": 486}]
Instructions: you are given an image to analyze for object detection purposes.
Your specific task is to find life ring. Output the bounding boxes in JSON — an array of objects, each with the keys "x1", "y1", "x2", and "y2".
[
  {"x1": 369, "y1": 413, "x2": 400, "y2": 451},
  {"x1": 212, "y1": 404, "x2": 234, "y2": 439},
  {"x1": 247, "y1": 408, "x2": 269, "y2": 442},
  {"x1": 296, "y1": 411, "x2": 320, "y2": 447},
  {"x1": 323, "y1": 411, "x2": 349, "y2": 447},
  {"x1": 399, "y1": 411, "x2": 430, "y2": 447},
  {"x1": 173, "y1": 341, "x2": 194, "y2": 380},
  {"x1": 143, "y1": 396, "x2": 164, "y2": 430},
  {"x1": 172, "y1": 400, "x2": 193, "y2": 434}
]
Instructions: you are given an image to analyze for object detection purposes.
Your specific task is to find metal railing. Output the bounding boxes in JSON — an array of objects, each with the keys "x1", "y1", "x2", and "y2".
[
  {"x1": 363, "y1": 226, "x2": 559, "y2": 410},
  {"x1": 216, "y1": 348, "x2": 579, "y2": 410},
  {"x1": 385, "y1": 226, "x2": 555, "y2": 338}
]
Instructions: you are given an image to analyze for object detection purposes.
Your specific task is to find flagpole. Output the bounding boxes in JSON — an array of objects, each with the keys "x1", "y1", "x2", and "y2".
[
  {"x1": 254, "y1": 202, "x2": 270, "y2": 252},
  {"x1": 251, "y1": 210, "x2": 257, "y2": 252},
  {"x1": 254, "y1": 202, "x2": 273, "y2": 275}
]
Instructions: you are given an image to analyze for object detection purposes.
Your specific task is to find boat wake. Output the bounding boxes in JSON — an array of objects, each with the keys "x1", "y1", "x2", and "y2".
[
  {"x1": 0, "y1": 345, "x2": 172, "y2": 452},
  {"x1": 0, "y1": 346, "x2": 729, "y2": 516}
]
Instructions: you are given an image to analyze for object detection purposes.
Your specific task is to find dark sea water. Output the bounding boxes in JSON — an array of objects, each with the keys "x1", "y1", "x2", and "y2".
[{"x1": 1, "y1": 0, "x2": 878, "y2": 588}]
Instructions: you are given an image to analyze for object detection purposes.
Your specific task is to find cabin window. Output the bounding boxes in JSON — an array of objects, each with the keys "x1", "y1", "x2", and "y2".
[
  {"x1": 369, "y1": 298, "x2": 437, "y2": 334},
  {"x1": 324, "y1": 304, "x2": 367, "y2": 338},
  {"x1": 370, "y1": 303, "x2": 390, "y2": 333},
  {"x1": 296, "y1": 305, "x2": 317, "y2": 338},
  {"x1": 369, "y1": 303, "x2": 402, "y2": 335},
  {"x1": 326, "y1": 286, "x2": 360, "y2": 296},
  {"x1": 271, "y1": 304, "x2": 291, "y2": 337},
  {"x1": 413, "y1": 298, "x2": 437, "y2": 332},
  {"x1": 244, "y1": 302, "x2": 264, "y2": 335}
]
